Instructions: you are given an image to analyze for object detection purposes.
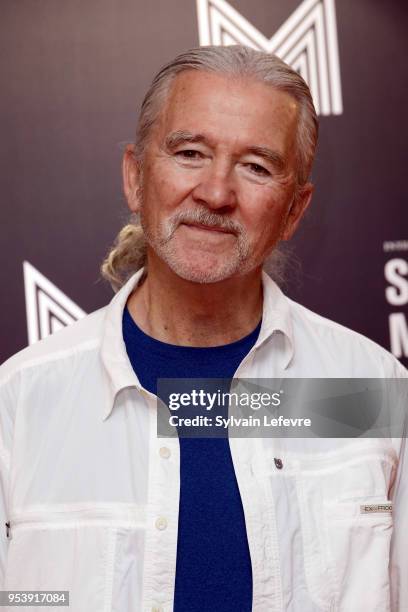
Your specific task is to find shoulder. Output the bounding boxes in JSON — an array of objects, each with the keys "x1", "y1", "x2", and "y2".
[
  {"x1": 287, "y1": 298, "x2": 407, "y2": 378},
  {"x1": 0, "y1": 306, "x2": 109, "y2": 458},
  {"x1": 0, "y1": 306, "x2": 108, "y2": 390}
]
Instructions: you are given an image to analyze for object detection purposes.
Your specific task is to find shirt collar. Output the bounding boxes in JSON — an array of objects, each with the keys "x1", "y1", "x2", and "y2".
[
  {"x1": 100, "y1": 268, "x2": 294, "y2": 421},
  {"x1": 256, "y1": 271, "x2": 294, "y2": 368}
]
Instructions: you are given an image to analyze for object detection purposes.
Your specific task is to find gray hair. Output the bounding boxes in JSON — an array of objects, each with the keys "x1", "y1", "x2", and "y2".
[{"x1": 101, "y1": 45, "x2": 318, "y2": 291}]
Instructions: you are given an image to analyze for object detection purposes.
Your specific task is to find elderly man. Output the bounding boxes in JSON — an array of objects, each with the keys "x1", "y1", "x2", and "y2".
[{"x1": 0, "y1": 46, "x2": 406, "y2": 612}]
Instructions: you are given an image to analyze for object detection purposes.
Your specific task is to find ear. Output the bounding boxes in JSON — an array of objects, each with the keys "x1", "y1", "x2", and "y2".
[
  {"x1": 122, "y1": 144, "x2": 142, "y2": 213},
  {"x1": 281, "y1": 182, "x2": 314, "y2": 241}
]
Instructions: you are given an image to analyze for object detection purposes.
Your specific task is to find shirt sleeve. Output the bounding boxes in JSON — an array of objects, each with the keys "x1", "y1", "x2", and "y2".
[
  {"x1": 0, "y1": 450, "x2": 9, "y2": 588},
  {"x1": 390, "y1": 434, "x2": 407, "y2": 611},
  {"x1": 0, "y1": 371, "x2": 18, "y2": 589},
  {"x1": 388, "y1": 358, "x2": 408, "y2": 611}
]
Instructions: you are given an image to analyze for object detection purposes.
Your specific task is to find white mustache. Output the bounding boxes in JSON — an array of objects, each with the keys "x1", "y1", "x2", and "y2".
[{"x1": 169, "y1": 209, "x2": 243, "y2": 235}]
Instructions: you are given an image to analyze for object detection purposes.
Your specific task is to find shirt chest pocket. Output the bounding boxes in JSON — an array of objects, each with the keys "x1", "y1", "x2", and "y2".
[
  {"x1": 296, "y1": 445, "x2": 397, "y2": 612},
  {"x1": 4, "y1": 504, "x2": 146, "y2": 612}
]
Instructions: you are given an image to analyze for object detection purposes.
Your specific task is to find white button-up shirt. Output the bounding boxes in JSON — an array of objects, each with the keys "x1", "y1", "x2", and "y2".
[{"x1": 0, "y1": 269, "x2": 407, "y2": 611}]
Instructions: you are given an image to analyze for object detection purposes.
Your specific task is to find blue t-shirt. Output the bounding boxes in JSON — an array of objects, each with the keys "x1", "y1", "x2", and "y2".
[{"x1": 123, "y1": 305, "x2": 261, "y2": 611}]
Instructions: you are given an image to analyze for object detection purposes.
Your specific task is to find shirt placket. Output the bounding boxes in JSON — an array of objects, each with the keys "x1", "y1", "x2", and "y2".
[
  {"x1": 140, "y1": 391, "x2": 180, "y2": 612},
  {"x1": 229, "y1": 436, "x2": 283, "y2": 612},
  {"x1": 229, "y1": 347, "x2": 285, "y2": 612}
]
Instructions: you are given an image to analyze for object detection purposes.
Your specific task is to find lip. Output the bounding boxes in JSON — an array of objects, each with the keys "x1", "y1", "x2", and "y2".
[{"x1": 182, "y1": 222, "x2": 233, "y2": 234}]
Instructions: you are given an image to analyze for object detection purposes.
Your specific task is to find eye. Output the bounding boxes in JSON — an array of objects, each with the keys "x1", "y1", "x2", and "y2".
[
  {"x1": 175, "y1": 149, "x2": 203, "y2": 160},
  {"x1": 246, "y1": 163, "x2": 271, "y2": 177}
]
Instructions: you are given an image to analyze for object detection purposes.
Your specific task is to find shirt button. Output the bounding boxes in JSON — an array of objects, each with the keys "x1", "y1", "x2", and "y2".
[
  {"x1": 274, "y1": 457, "x2": 283, "y2": 470},
  {"x1": 155, "y1": 517, "x2": 168, "y2": 531},
  {"x1": 159, "y1": 446, "x2": 171, "y2": 459}
]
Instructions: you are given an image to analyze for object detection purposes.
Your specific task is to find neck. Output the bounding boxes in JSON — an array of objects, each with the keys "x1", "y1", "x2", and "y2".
[{"x1": 126, "y1": 254, "x2": 263, "y2": 347}]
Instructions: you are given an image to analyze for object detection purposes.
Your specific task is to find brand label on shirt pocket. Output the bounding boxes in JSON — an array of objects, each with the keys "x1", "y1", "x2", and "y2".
[{"x1": 360, "y1": 502, "x2": 393, "y2": 514}]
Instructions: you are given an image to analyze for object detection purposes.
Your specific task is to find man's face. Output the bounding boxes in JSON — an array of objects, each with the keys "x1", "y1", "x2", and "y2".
[{"x1": 124, "y1": 70, "x2": 312, "y2": 283}]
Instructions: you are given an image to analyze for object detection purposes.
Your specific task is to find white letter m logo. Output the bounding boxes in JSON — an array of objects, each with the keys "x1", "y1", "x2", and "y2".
[{"x1": 196, "y1": 0, "x2": 343, "y2": 116}]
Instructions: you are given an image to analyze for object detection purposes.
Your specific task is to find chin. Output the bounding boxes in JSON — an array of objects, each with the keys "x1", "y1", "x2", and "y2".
[
  {"x1": 167, "y1": 258, "x2": 241, "y2": 284},
  {"x1": 151, "y1": 237, "x2": 255, "y2": 283}
]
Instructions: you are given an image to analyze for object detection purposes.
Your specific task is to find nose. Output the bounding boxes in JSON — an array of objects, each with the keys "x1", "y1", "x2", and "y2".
[{"x1": 191, "y1": 163, "x2": 237, "y2": 211}]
